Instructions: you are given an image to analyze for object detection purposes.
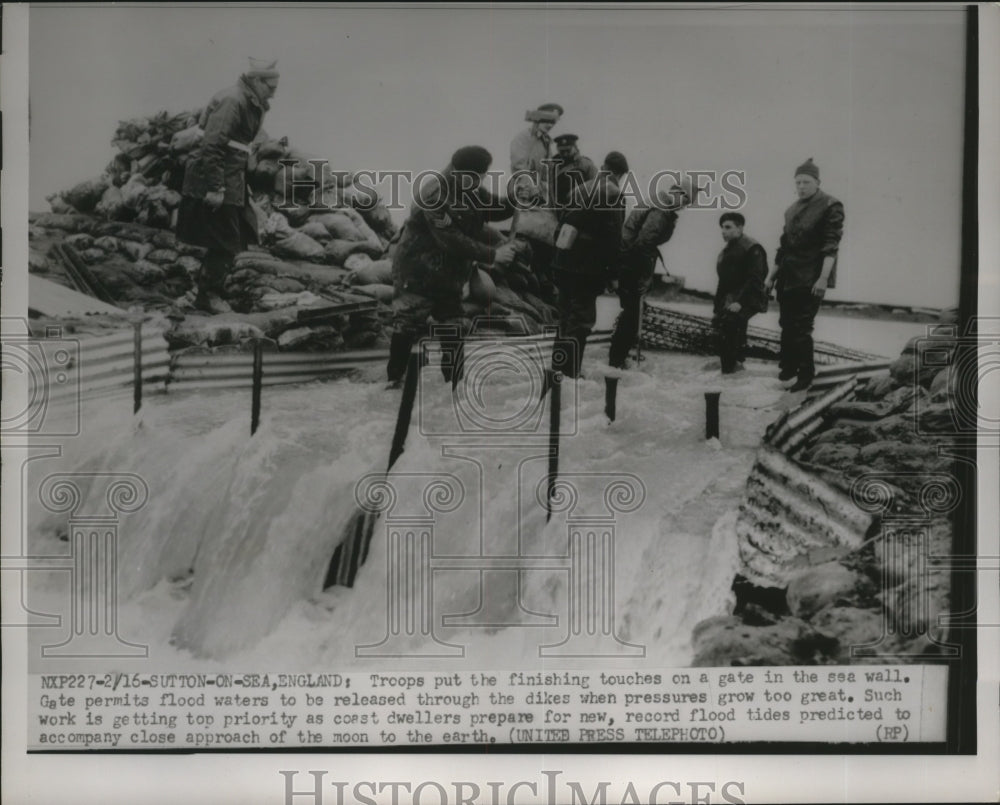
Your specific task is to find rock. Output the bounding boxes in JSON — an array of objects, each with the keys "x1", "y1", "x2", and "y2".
[
  {"x1": 95, "y1": 186, "x2": 125, "y2": 219},
  {"x1": 133, "y1": 259, "x2": 167, "y2": 283},
  {"x1": 888, "y1": 354, "x2": 916, "y2": 386},
  {"x1": 79, "y1": 247, "x2": 107, "y2": 264},
  {"x1": 146, "y1": 248, "x2": 179, "y2": 265},
  {"x1": 786, "y1": 561, "x2": 876, "y2": 619},
  {"x1": 857, "y1": 440, "x2": 948, "y2": 474},
  {"x1": 799, "y1": 442, "x2": 860, "y2": 472},
  {"x1": 873, "y1": 517, "x2": 952, "y2": 587},
  {"x1": 885, "y1": 566, "x2": 951, "y2": 645},
  {"x1": 691, "y1": 615, "x2": 836, "y2": 666},
  {"x1": 864, "y1": 373, "x2": 899, "y2": 401},
  {"x1": 118, "y1": 239, "x2": 153, "y2": 261},
  {"x1": 870, "y1": 413, "x2": 919, "y2": 444},
  {"x1": 65, "y1": 233, "x2": 95, "y2": 250},
  {"x1": 929, "y1": 368, "x2": 954, "y2": 402},
  {"x1": 810, "y1": 605, "x2": 885, "y2": 661},
  {"x1": 813, "y1": 422, "x2": 877, "y2": 447},
  {"x1": 917, "y1": 402, "x2": 956, "y2": 434}
]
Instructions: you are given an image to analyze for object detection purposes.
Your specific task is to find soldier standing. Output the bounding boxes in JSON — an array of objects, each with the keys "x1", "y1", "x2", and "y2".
[
  {"x1": 765, "y1": 158, "x2": 845, "y2": 392},
  {"x1": 550, "y1": 134, "x2": 598, "y2": 208},
  {"x1": 386, "y1": 146, "x2": 517, "y2": 387},
  {"x1": 608, "y1": 178, "x2": 692, "y2": 369},
  {"x1": 509, "y1": 103, "x2": 564, "y2": 204},
  {"x1": 176, "y1": 58, "x2": 279, "y2": 313},
  {"x1": 552, "y1": 152, "x2": 629, "y2": 379},
  {"x1": 712, "y1": 212, "x2": 769, "y2": 374}
]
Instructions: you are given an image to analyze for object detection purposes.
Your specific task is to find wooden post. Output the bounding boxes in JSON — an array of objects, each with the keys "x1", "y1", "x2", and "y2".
[
  {"x1": 705, "y1": 391, "x2": 721, "y2": 440},
  {"x1": 251, "y1": 339, "x2": 264, "y2": 435},
  {"x1": 547, "y1": 369, "x2": 561, "y2": 522},
  {"x1": 604, "y1": 376, "x2": 618, "y2": 422},
  {"x1": 387, "y1": 350, "x2": 420, "y2": 470},
  {"x1": 132, "y1": 321, "x2": 143, "y2": 414}
]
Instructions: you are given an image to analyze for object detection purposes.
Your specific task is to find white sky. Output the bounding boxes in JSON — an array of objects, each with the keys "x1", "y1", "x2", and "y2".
[{"x1": 28, "y1": 4, "x2": 967, "y2": 307}]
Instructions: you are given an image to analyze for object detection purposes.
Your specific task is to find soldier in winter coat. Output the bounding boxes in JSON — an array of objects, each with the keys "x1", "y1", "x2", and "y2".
[
  {"x1": 608, "y1": 178, "x2": 692, "y2": 369},
  {"x1": 551, "y1": 151, "x2": 629, "y2": 379},
  {"x1": 176, "y1": 58, "x2": 279, "y2": 312},
  {"x1": 712, "y1": 212, "x2": 769, "y2": 374},
  {"x1": 766, "y1": 158, "x2": 845, "y2": 392},
  {"x1": 386, "y1": 146, "x2": 517, "y2": 386}
]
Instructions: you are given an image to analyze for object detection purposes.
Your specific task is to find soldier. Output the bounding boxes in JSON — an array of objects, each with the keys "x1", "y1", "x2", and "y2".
[
  {"x1": 176, "y1": 58, "x2": 278, "y2": 313},
  {"x1": 552, "y1": 151, "x2": 629, "y2": 379},
  {"x1": 550, "y1": 134, "x2": 598, "y2": 208},
  {"x1": 765, "y1": 158, "x2": 845, "y2": 392},
  {"x1": 386, "y1": 146, "x2": 517, "y2": 387},
  {"x1": 608, "y1": 178, "x2": 692, "y2": 369},
  {"x1": 712, "y1": 212, "x2": 769, "y2": 374},
  {"x1": 509, "y1": 103, "x2": 564, "y2": 204}
]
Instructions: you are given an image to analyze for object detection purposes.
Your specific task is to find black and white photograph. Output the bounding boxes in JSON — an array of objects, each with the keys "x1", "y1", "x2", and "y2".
[{"x1": 2, "y1": 2, "x2": 998, "y2": 803}]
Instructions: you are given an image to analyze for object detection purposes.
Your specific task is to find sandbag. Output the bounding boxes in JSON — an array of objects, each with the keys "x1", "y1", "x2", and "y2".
[
  {"x1": 120, "y1": 175, "x2": 150, "y2": 211},
  {"x1": 146, "y1": 248, "x2": 179, "y2": 265},
  {"x1": 63, "y1": 176, "x2": 110, "y2": 213},
  {"x1": 298, "y1": 221, "x2": 333, "y2": 242},
  {"x1": 468, "y1": 268, "x2": 498, "y2": 305},
  {"x1": 349, "y1": 259, "x2": 393, "y2": 286},
  {"x1": 118, "y1": 239, "x2": 153, "y2": 261},
  {"x1": 311, "y1": 211, "x2": 365, "y2": 241},
  {"x1": 65, "y1": 233, "x2": 95, "y2": 250},
  {"x1": 344, "y1": 253, "x2": 372, "y2": 272},
  {"x1": 270, "y1": 230, "x2": 325, "y2": 260},
  {"x1": 261, "y1": 211, "x2": 295, "y2": 241},
  {"x1": 282, "y1": 204, "x2": 315, "y2": 228},
  {"x1": 93, "y1": 236, "x2": 119, "y2": 253},
  {"x1": 95, "y1": 186, "x2": 125, "y2": 219},
  {"x1": 169, "y1": 124, "x2": 204, "y2": 153},
  {"x1": 324, "y1": 238, "x2": 374, "y2": 265},
  {"x1": 351, "y1": 284, "x2": 394, "y2": 304},
  {"x1": 515, "y1": 208, "x2": 559, "y2": 245},
  {"x1": 133, "y1": 259, "x2": 167, "y2": 284}
]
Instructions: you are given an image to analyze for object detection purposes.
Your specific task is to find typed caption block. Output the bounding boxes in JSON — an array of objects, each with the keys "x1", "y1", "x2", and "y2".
[{"x1": 30, "y1": 665, "x2": 947, "y2": 749}]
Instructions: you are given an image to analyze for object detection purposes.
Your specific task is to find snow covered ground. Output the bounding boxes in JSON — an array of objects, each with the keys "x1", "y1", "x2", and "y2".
[{"x1": 22, "y1": 307, "x2": 925, "y2": 673}]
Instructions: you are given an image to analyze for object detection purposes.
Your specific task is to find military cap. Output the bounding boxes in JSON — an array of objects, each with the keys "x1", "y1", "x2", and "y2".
[
  {"x1": 553, "y1": 134, "x2": 579, "y2": 146},
  {"x1": 537, "y1": 103, "x2": 564, "y2": 116}
]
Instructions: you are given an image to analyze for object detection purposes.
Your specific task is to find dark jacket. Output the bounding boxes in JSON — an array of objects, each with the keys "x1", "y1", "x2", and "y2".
[
  {"x1": 775, "y1": 189, "x2": 844, "y2": 291},
  {"x1": 392, "y1": 169, "x2": 513, "y2": 299},
  {"x1": 552, "y1": 154, "x2": 598, "y2": 207},
  {"x1": 714, "y1": 234, "x2": 768, "y2": 316},
  {"x1": 559, "y1": 173, "x2": 625, "y2": 277},
  {"x1": 182, "y1": 77, "x2": 268, "y2": 207},
  {"x1": 621, "y1": 207, "x2": 677, "y2": 261}
]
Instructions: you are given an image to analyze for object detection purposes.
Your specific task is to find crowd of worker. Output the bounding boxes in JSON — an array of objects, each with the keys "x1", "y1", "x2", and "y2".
[{"x1": 176, "y1": 66, "x2": 845, "y2": 397}]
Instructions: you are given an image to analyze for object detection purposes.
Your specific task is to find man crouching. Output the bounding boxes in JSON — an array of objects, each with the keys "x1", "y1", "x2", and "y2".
[
  {"x1": 712, "y1": 212, "x2": 768, "y2": 374},
  {"x1": 386, "y1": 146, "x2": 517, "y2": 387}
]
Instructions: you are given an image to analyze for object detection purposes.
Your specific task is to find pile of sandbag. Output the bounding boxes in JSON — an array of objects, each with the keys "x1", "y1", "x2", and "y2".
[{"x1": 46, "y1": 106, "x2": 399, "y2": 250}]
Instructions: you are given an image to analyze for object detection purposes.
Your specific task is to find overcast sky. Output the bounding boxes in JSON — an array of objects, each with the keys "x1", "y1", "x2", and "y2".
[{"x1": 29, "y1": 4, "x2": 967, "y2": 307}]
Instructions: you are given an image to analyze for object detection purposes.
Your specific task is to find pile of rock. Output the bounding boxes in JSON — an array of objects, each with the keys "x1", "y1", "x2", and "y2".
[{"x1": 692, "y1": 310, "x2": 962, "y2": 665}]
